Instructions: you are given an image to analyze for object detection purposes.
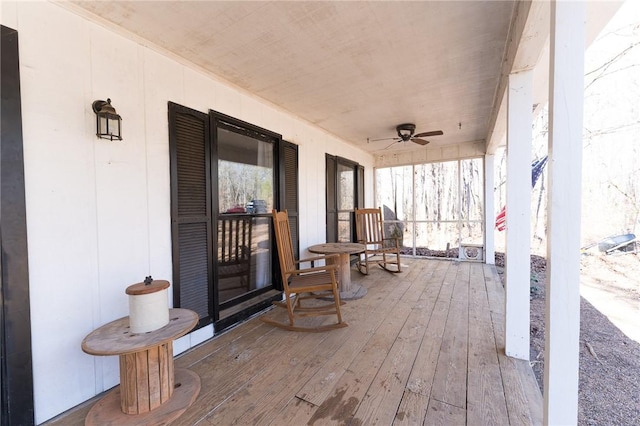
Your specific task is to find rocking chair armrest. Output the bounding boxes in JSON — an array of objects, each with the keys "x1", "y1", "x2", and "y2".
[
  {"x1": 297, "y1": 253, "x2": 339, "y2": 264},
  {"x1": 287, "y1": 263, "x2": 338, "y2": 276},
  {"x1": 358, "y1": 238, "x2": 400, "y2": 247}
]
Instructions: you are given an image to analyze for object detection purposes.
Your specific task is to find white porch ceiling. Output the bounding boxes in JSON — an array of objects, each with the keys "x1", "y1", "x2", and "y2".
[{"x1": 69, "y1": 1, "x2": 517, "y2": 155}]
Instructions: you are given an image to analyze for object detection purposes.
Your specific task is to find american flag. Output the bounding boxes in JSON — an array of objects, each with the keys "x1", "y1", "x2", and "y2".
[{"x1": 495, "y1": 155, "x2": 548, "y2": 231}]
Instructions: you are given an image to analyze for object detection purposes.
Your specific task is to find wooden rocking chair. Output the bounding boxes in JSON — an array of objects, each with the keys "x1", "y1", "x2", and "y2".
[
  {"x1": 354, "y1": 207, "x2": 402, "y2": 274},
  {"x1": 261, "y1": 210, "x2": 347, "y2": 332}
]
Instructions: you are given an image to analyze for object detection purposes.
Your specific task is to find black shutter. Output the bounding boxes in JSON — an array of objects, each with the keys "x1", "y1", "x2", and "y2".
[
  {"x1": 326, "y1": 154, "x2": 337, "y2": 243},
  {"x1": 357, "y1": 165, "x2": 365, "y2": 208},
  {"x1": 1, "y1": 25, "x2": 35, "y2": 425},
  {"x1": 280, "y1": 141, "x2": 299, "y2": 258},
  {"x1": 169, "y1": 102, "x2": 213, "y2": 328},
  {"x1": 354, "y1": 164, "x2": 365, "y2": 241}
]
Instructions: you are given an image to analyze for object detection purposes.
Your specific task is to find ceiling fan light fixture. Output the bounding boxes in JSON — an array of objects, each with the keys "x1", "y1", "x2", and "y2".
[
  {"x1": 372, "y1": 123, "x2": 442, "y2": 149},
  {"x1": 396, "y1": 123, "x2": 416, "y2": 141}
]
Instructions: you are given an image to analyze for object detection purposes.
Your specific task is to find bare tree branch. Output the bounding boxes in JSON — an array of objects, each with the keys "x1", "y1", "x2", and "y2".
[
  {"x1": 585, "y1": 42, "x2": 640, "y2": 90},
  {"x1": 584, "y1": 120, "x2": 640, "y2": 139}
]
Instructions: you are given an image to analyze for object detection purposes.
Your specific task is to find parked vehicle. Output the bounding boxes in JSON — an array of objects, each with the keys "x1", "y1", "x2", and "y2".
[{"x1": 246, "y1": 199, "x2": 267, "y2": 214}]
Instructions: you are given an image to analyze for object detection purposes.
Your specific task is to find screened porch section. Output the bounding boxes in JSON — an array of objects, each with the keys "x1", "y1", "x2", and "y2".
[{"x1": 376, "y1": 158, "x2": 485, "y2": 261}]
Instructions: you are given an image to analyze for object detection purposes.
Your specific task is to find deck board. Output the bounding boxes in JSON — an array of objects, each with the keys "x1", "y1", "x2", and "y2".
[
  {"x1": 394, "y1": 390, "x2": 430, "y2": 425},
  {"x1": 305, "y1": 270, "x2": 426, "y2": 424},
  {"x1": 430, "y1": 262, "x2": 469, "y2": 409},
  {"x1": 402, "y1": 261, "x2": 452, "y2": 401},
  {"x1": 486, "y1": 262, "x2": 543, "y2": 426},
  {"x1": 424, "y1": 398, "x2": 467, "y2": 425},
  {"x1": 235, "y1": 272, "x2": 408, "y2": 425},
  {"x1": 44, "y1": 258, "x2": 542, "y2": 426},
  {"x1": 352, "y1": 261, "x2": 439, "y2": 424},
  {"x1": 294, "y1": 271, "x2": 406, "y2": 407},
  {"x1": 466, "y1": 263, "x2": 510, "y2": 425}
]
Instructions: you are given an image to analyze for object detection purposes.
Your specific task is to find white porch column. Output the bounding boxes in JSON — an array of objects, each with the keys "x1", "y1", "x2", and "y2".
[
  {"x1": 544, "y1": 1, "x2": 585, "y2": 424},
  {"x1": 484, "y1": 154, "x2": 495, "y2": 265},
  {"x1": 504, "y1": 70, "x2": 533, "y2": 360}
]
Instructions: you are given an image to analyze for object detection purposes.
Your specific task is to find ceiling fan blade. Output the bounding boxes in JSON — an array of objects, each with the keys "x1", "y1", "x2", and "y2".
[
  {"x1": 384, "y1": 140, "x2": 399, "y2": 150},
  {"x1": 369, "y1": 136, "x2": 400, "y2": 142},
  {"x1": 414, "y1": 130, "x2": 443, "y2": 138},
  {"x1": 411, "y1": 138, "x2": 430, "y2": 146}
]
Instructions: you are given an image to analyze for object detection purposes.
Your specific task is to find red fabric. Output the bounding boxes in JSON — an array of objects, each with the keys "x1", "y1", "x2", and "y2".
[
  {"x1": 495, "y1": 155, "x2": 548, "y2": 232},
  {"x1": 495, "y1": 206, "x2": 506, "y2": 231}
]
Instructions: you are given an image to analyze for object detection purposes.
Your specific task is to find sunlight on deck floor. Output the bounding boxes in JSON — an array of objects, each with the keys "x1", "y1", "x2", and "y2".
[{"x1": 46, "y1": 258, "x2": 542, "y2": 425}]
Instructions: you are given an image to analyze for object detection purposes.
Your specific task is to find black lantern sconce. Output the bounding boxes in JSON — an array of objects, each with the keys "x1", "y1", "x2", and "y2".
[{"x1": 92, "y1": 98, "x2": 122, "y2": 141}]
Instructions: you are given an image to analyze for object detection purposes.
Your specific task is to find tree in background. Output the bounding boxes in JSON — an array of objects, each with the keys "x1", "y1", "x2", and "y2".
[{"x1": 495, "y1": 3, "x2": 640, "y2": 253}]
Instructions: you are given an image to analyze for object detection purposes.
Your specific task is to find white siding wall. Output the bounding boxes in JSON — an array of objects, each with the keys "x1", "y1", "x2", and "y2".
[{"x1": 1, "y1": 2, "x2": 373, "y2": 422}]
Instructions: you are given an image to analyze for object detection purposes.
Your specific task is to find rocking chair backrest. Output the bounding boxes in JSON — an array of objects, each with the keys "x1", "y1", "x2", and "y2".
[
  {"x1": 354, "y1": 207, "x2": 402, "y2": 274},
  {"x1": 355, "y1": 208, "x2": 385, "y2": 246},
  {"x1": 272, "y1": 209, "x2": 295, "y2": 289}
]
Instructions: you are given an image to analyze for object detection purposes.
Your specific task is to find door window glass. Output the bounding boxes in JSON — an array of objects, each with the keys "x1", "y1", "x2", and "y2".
[{"x1": 217, "y1": 126, "x2": 274, "y2": 306}]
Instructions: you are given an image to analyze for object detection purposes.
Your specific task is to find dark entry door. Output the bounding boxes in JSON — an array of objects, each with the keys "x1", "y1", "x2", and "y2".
[{"x1": 326, "y1": 155, "x2": 364, "y2": 243}]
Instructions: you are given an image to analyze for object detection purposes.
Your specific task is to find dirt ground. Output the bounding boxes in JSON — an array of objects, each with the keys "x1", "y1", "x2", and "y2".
[{"x1": 496, "y1": 250, "x2": 640, "y2": 425}]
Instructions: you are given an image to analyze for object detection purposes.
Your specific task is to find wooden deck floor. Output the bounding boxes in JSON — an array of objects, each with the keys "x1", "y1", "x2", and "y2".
[{"x1": 47, "y1": 258, "x2": 542, "y2": 425}]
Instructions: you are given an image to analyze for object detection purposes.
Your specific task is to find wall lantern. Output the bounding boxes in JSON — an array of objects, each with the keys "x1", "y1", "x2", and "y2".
[{"x1": 92, "y1": 98, "x2": 122, "y2": 141}]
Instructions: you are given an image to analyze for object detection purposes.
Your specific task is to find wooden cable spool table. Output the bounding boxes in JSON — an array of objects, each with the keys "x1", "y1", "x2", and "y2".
[
  {"x1": 81, "y1": 308, "x2": 200, "y2": 425},
  {"x1": 307, "y1": 242, "x2": 367, "y2": 300}
]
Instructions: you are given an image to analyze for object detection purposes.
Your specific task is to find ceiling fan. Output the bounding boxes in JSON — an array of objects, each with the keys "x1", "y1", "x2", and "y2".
[{"x1": 370, "y1": 123, "x2": 443, "y2": 148}]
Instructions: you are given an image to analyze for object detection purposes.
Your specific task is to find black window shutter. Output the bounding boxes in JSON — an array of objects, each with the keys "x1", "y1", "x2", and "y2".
[
  {"x1": 280, "y1": 140, "x2": 299, "y2": 259},
  {"x1": 1, "y1": 24, "x2": 35, "y2": 425},
  {"x1": 357, "y1": 165, "x2": 365, "y2": 208},
  {"x1": 354, "y1": 164, "x2": 365, "y2": 241},
  {"x1": 168, "y1": 102, "x2": 213, "y2": 328},
  {"x1": 326, "y1": 154, "x2": 337, "y2": 243}
]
